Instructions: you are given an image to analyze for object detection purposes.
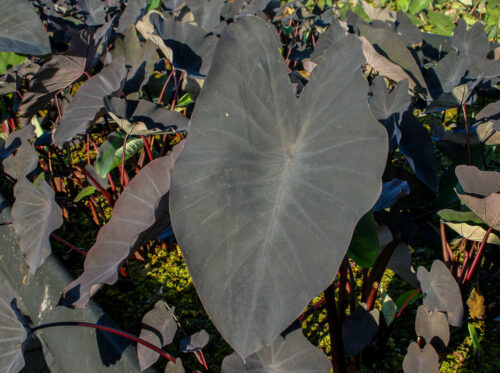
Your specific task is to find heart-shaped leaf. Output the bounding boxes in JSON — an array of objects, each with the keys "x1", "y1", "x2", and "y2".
[
  {"x1": 402, "y1": 342, "x2": 439, "y2": 373},
  {"x1": 451, "y1": 20, "x2": 489, "y2": 70},
  {"x1": 11, "y1": 179, "x2": 63, "y2": 274},
  {"x1": 63, "y1": 142, "x2": 184, "y2": 307},
  {"x1": 76, "y1": 0, "x2": 106, "y2": 26},
  {"x1": 2, "y1": 127, "x2": 37, "y2": 179},
  {"x1": 169, "y1": 16, "x2": 387, "y2": 358},
  {"x1": 53, "y1": 57, "x2": 127, "y2": 146},
  {"x1": 138, "y1": 301, "x2": 177, "y2": 371},
  {"x1": 179, "y1": 330, "x2": 209, "y2": 353},
  {"x1": 164, "y1": 359, "x2": 184, "y2": 373},
  {"x1": 0, "y1": 0, "x2": 51, "y2": 56},
  {"x1": 476, "y1": 99, "x2": 500, "y2": 121},
  {"x1": 117, "y1": 0, "x2": 148, "y2": 33},
  {"x1": 415, "y1": 305, "x2": 450, "y2": 347},
  {"x1": 221, "y1": 328, "x2": 331, "y2": 373},
  {"x1": 0, "y1": 280, "x2": 27, "y2": 373},
  {"x1": 342, "y1": 303, "x2": 380, "y2": 356},
  {"x1": 417, "y1": 260, "x2": 463, "y2": 327}
]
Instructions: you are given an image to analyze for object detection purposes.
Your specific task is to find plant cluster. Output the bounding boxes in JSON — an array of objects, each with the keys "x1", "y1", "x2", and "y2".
[{"x1": 0, "y1": 0, "x2": 499, "y2": 372}]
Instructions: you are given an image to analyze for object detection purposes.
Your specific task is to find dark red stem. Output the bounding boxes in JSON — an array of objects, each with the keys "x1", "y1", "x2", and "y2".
[
  {"x1": 50, "y1": 233, "x2": 87, "y2": 256},
  {"x1": 325, "y1": 283, "x2": 346, "y2": 373},
  {"x1": 396, "y1": 288, "x2": 421, "y2": 319},
  {"x1": 462, "y1": 103, "x2": 472, "y2": 166},
  {"x1": 466, "y1": 227, "x2": 493, "y2": 282},
  {"x1": 75, "y1": 165, "x2": 114, "y2": 207}
]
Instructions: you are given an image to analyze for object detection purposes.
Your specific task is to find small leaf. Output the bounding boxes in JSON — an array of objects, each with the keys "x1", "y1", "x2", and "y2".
[
  {"x1": 381, "y1": 287, "x2": 397, "y2": 325},
  {"x1": 164, "y1": 358, "x2": 184, "y2": 373},
  {"x1": 221, "y1": 328, "x2": 331, "y2": 373},
  {"x1": 415, "y1": 305, "x2": 450, "y2": 347},
  {"x1": 403, "y1": 342, "x2": 439, "y2": 373},
  {"x1": 468, "y1": 323, "x2": 483, "y2": 356},
  {"x1": 347, "y1": 211, "x2": 379, "y2": 268},
  {"x1": 417, "y1": 260, "x2": 463, "y2": 327},
  {"x1": 74, "y1": 186, "x2": 96, "y2": 202},
  {"x1": 179, "y1": 330, "x2": 209, "y2": 353},
  {"x1": 342, "y1": 303, "x2": 380, "y2": 356},
  {"x1": 138, "y1": 301, "x2": 177, "y2": 371},
  {"x1": 95, "y1": 132, "x2": 125, "y2": 178}
]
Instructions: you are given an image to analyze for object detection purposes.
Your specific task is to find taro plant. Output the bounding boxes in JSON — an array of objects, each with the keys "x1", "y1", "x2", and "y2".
[{"x1": 1, "y1": 0, "x2": 499, "y2": 372}]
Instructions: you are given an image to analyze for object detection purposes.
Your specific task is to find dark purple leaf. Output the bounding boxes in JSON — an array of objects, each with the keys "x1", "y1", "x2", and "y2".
[
  {"x1": 117, "y1": 0, "x2": 148, "y2": 33},
  {"x1": 395, "y1": 11, "x2": 422, "y2": 46},
  {"x1": 387, "y1": 243, "x2": 419, "y2": 287},
  {"x1": 0, "y1": 280, "x2": 26, "y2": 373},
  {"x1": 369, "y1": 77, "x2": 411, "y2": 121},
  {"x1": 451, "y1": 20, "x2": 489, "y2": 70},
  {"x1": 417, "y1": 260, "x2": 463, "y2": 327},
  {"x1": 402, "y1": 342, "x2": 439, "y2": 373},
  {"x1": 429, "y1": 50, "x2": 467, "y2": 96},
  {"x1": 221, "y1": 328, "x2": 330, "y2": 372},
  {"x1": 104, "y1": 97, "x2": 189, "y2": 135},
  {"x1": 415, "y1": 305, "x2": 450, "y2": 347},
  {"x1": 2, "y1": 126, "x2": 37, "y2": 179},
  {"x1": 310, "y1": 18, "x2": 347, "y2": 61},
  {"x1": 53, "y1": 57, "x2": 127, "y2": 146},
  {"x1": 186, "y1": 0, "x2": 225, "y2": 33},
  {"x1": 476, "y1": 99, "x2": 500, "y2": 121},
  {"x1": 169, "y1": 16, "x2": 387, "y2": 358},
  {"x1": 63, "y1": 142, "x2": 184, "y2": 308},
  {"x1": 0, "y1": 0, "x2": 51, "y2": 56},
  {"x1": 179, "y1": 330, "x2": 209, "y2": 353},
  {"x1": 110, "y1": 25, "x2": 159, "y2": 98},
  {"x1": 11, "y1": 179, "x2": 63, "y2": 274},
  {"x1": 138, "y1": 301, "x2": 177, "y2": 371},
  {"x1": 342, "y1": 303, "x2": 380, "y2": 357},
  {"x1": 358, "y1": 23, "x2": 428, "y2": 95},
  {"x1": 139, "y1": 12, "x2": 218, "y2": 77},
  {"x1": 76, "y1": 0, "x2": 106, "y2": 26},
  {"x1": 456, "y1": 165, "x2": 500, "y2": 197}
]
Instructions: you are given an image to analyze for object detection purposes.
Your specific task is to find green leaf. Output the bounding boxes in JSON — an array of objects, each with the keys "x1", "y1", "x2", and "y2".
[
  {"x1": 74, "y1": 186, "x2": 96, "y2": 202},
  {"x1": 438, "y1": 209, "x2": 500, "y2": 244},
  {"x1": 0, "y1": 52, "x2": 26, "y2": 74},
  {"x1": 347, "y1": 211, "x2": 379, "y2": 268},
  {"x1": 146, "y1": 0, "x2": 161, "y2": 11},
  {"x1": 408, "y1": 0, "x2": 431, "y2": 14},
  {"x1": 396, "y1": 0, "x2": 410, "y2": 13},
  {"x1": 438, "y1": 209, "x2": 487, "y2": 226},
  {"x1": 381, "y1": 287, "x2": 397, "y2": 325},
  {"x1": 468, "y1": 323, "x2": 483, "y2": 355},
  {"x1": 112, "y1": 137, "x2": 144, "y2": 169},
  {"x1": 95, "y1": 132, "x2": 125, "y2": 178},
  {"x1": 175, "y1": 93, "x2": 194, "y2": 107},
  {"x1": 352, "y1": 4, "x2": 371, "y2": 23},
  {"x1": 395, "y1": 289, "x2": 423, "y2": 309},
  {"x1": 427, "y1": 11, "x2": 454, "y2": 36}
]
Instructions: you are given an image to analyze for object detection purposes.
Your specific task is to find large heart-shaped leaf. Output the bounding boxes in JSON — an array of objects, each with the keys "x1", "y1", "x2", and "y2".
[
  {"x1": 221, "y1": 328, "x2": 331, "y2": 373},
  {"x1": 0, "y1": 280, "x2": 27, "y2": 373},
  {"x1": 138, "y1": 301, "x2": 177, "y2": 371},
  {"x1": 53, "y1": 57, "x2": 127, "y2": 146},
  {"x1": 63, "y1": 142, "x2": 184, "y2": 307},
  {"x1": 117, "y1": 0, "x2": 148, "y2": 33},
  {"x1": 415, "y1": 305, "x2": 450, "y2": 347},
  {"x1": 169, "y1": 16, "x2": 387, "y2": 358},
  {"x1": 0, "y1": 0, "x2": 51, "y2": 56},
  {"x1": 417, "y1": 260, "x2": 463, "y2": 327},
  {"x1": 402, "y1": 342, "x2": 439, "y2": 373},
  {"x1": 11, "y1": 179, "x2": 63, "y2": 274}
]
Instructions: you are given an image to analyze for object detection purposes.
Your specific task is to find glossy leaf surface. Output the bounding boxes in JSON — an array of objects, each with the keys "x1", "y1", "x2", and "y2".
[{"x1": 170, "y1": 16, "x2": 387, "y2": 358}]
